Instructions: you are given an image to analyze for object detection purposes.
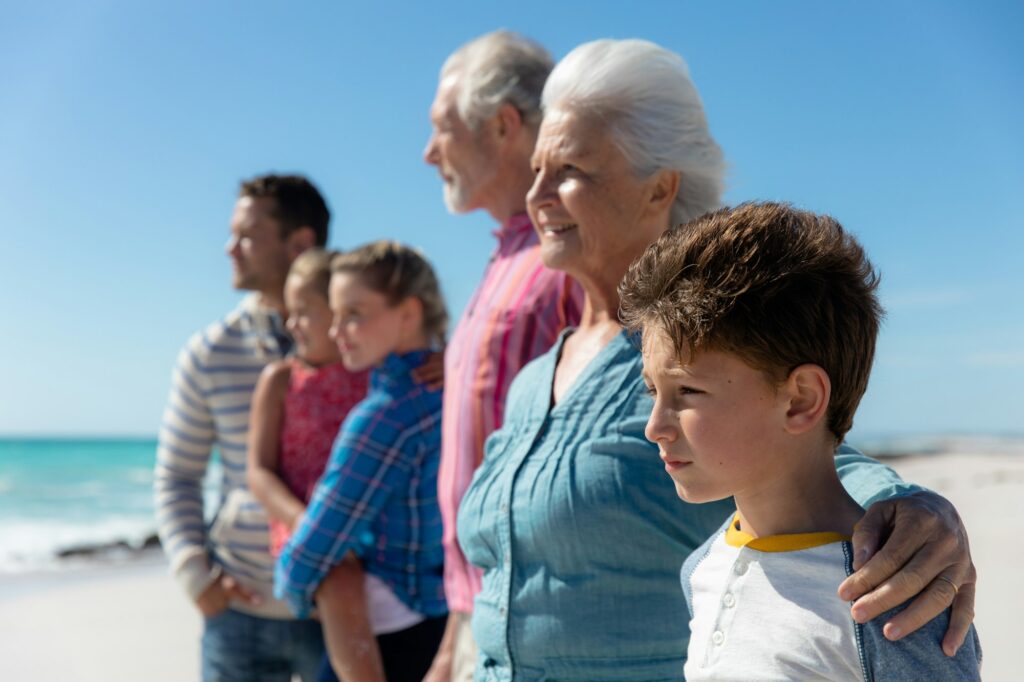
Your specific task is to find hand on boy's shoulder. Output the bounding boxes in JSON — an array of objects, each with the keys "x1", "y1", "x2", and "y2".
[{"x1": 840, "y1": 491, "x2": 976, "y2": 656}]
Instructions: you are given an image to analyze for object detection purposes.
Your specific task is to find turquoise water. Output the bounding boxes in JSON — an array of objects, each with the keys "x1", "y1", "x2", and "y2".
[{"x1": 0, "y1": 437, "x2": 219, "y2": 572}]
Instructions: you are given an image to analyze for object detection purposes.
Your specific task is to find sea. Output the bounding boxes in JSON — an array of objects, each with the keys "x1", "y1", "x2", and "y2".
[
  {"x1": 0, "y1": 437, "x2": 220, "y2": 574},
  {"x1": 2, "y1": 433, "x2": 1022, "y2": 575}
]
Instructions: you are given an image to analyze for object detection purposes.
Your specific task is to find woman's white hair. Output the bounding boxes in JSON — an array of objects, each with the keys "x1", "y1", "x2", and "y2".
[
  {"x1": 542, "y1": 39, "x2": 726, "y2": 226},
  {"x1": 442, "y1": 30, "x2": 553, "y2": 130}
]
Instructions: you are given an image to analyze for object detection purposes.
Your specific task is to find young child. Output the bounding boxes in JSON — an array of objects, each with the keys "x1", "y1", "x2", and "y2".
[
  {"x1": 619, "y1": 202, "x2": 981, "y2": 681},
  {"x1": 248, "y1": 248, "x2": 369, "y2": 558},
  {"x1": 275, "y1": 240, "x2": 448, "y2": 682}
]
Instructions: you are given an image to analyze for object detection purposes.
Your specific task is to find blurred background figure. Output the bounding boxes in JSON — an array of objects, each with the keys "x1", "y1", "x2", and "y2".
[
  {"x1": 155, "y1": 174, "x2": 329, "y2": 681},
  {"x1": 276, "y1": 241, "x2": 449, "y2": 682}
]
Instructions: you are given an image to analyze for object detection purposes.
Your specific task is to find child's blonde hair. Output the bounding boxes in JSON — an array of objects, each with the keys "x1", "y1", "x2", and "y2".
[
  {"x1": 331, "y1": 241, "x2": 447, "y2": 347},
  {"x1": 287, "y1": 248, "x2": 334, "y2": 299}
]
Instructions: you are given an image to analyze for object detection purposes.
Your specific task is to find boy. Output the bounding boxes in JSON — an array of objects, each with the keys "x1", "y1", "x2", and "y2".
[{"x1": 619, "y1": 202, "x2": 981, "y2": 680}]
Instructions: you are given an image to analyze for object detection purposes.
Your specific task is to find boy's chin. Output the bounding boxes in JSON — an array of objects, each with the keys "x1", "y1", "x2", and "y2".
[{"x1": 671, "y1": 478, "x2": 727, "y2": 505}]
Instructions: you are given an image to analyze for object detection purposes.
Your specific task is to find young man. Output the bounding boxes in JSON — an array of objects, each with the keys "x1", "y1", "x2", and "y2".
[
  {"x1": 422, "y1": 30, "x2": 583, "y2": 681},
  {"x1": 620, "y1": 202, "x2": 982, "y2": 680},
  {"x1": 155, "y1": 174, "x2": 334, "y2": 681}
]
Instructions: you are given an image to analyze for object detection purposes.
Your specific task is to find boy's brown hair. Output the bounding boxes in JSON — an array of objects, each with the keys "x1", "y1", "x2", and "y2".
[{"x1": 619, "y1": 202, "x2": 883, "y2": 442}]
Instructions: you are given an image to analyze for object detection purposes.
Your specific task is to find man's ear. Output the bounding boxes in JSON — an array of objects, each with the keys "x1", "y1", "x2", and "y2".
[
  {"x1": 645, "y1": 169, "x2": 681, "y2": 218},
  {"x1": 494, "y1": 102, "x2": 524, "y2": 141},
  {"x1": 783, "y1": 364, "x2": 831, "y2": 435},
  {"x1": 287, "y1": 226, "x2": 317, "y2": 259}
]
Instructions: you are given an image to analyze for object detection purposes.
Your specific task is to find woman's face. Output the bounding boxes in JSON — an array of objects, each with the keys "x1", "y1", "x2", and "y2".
[{"x1": 527, "y1": 107, "x2": 669, "y2": 281}]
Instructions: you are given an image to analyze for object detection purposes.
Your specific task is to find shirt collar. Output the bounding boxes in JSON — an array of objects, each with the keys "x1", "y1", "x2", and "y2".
[
  {"x1": 724, "y1": 513, "x2": 850, "y2": 553},
  {"x1": 373, "y1": 349, "x2": 432, "y2": 387},
  {"x1": 491, "y1": 212, "x2": 535, "y2": 241},
  {"x1": 240, "y1": 293, "x2": 292, "y2": 356}
]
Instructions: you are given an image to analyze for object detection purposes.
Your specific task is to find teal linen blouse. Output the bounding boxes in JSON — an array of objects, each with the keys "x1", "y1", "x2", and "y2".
[{"x1": 457, "y1": 330, "x2": 919, "y2": 681}]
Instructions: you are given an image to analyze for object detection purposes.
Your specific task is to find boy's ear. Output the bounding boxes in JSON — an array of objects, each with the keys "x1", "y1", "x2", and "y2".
[{"x1": 783, "y1": 364, "x2": 830, "y2": 435}]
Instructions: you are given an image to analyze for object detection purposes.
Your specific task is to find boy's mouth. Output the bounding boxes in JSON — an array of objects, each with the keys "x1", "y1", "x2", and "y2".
[{"x1": 660, "y1": 453, "x2": 692, "y2": 471}]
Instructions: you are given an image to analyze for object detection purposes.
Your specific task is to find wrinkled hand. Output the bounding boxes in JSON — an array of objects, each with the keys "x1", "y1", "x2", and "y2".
[
  {"x1": 195, "y1": 571, "x2": 263, "y2": 617},
  {"x1": 838, "y1": 491, "x2": 976, "y2": 655},
  {"x1": 412, "y1": 349, "x2": 445, "y2": 391}
]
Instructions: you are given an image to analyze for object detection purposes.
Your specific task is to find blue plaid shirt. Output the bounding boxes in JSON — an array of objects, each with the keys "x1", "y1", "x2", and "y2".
[{"x1": 275, "y1": 350, "x2": 447, "y2": 619}]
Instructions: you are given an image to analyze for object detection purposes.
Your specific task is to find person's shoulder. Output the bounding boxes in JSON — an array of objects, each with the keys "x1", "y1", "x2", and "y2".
[
  {"x1": 390, "y1": 380, "x2": 443, "y2": 428},
  {"x1": 503, "y1": 344, "x2": 557, "y2": 411},
  {"x1": 681, "y1": 514, "x2": 732, "y2": 611},
  {"x1": 257, "y1": 359, "x2": 293, "y2": 390},
  {"x1": 204, "y1": 298, "x2": 257, "y2": 344},
  {"x1": 683, "y1": 514, "x2": 731, "y2": 575},
  {"x1": 859, "y1": 602, "x2": 982, "y2": 680},
  {"x1": 178, "y1": 300, "x2": 247, "y2": 352}
]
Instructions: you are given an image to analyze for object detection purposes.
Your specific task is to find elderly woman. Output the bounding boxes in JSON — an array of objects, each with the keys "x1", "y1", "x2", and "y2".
[{"x1": 456, "y1": 39, "x2": 976, "y2": 680}]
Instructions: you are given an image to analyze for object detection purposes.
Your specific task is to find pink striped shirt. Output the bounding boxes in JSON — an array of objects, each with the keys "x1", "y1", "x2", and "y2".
[{"x1": 439, "y1": 213, "x2": 583, "y2": 613}]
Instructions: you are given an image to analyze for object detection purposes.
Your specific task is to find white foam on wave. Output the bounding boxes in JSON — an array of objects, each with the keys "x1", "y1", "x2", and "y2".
[{"x1": 0, "y1": 517, "x2": 159, "y2": 574}]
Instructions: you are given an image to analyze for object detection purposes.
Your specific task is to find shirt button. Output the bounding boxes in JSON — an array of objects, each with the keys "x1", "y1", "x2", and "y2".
[
  {"x1": 722, "y1": 593, "x2": 736, "y2": 608},
  {"x1": 733, "y1": 561, "x2": 748, "y2": 575},
  {"x1": 712, "y1": 630, "x2": 725, "y2": 645},
  {"x1": 500, "y1": 502, "x2": 508, "y2": 514},
  {"x1": 499, "y1": 606, "x2": 507, "y2": 616}
]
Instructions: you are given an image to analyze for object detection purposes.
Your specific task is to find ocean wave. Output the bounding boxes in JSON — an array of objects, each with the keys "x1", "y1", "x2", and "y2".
[{"x1": 0, "y1": 518, "x2": 160, "y2": 574}]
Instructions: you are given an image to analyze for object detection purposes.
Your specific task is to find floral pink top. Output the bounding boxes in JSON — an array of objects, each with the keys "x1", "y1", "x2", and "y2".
[{"x1": 269, "y1": 359, "x2": 368, "y2": 555}]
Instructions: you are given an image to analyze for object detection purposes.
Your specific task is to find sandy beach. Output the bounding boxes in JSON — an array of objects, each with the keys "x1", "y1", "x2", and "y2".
[
  {"x1": 0, "y1": 555, "x2": 200, "y2": 681},
  {"x1": 0, "y1": 448, "x2": 1018, "y2": 681}
]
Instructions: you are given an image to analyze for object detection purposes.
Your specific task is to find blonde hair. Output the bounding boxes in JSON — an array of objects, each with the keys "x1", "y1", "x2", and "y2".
[
  {"x1": 287, "y1": 248, "x2": 334, "y2": 298},
  {"x1": 331, "y1": 241, "x2": 447, "y2": 347}
]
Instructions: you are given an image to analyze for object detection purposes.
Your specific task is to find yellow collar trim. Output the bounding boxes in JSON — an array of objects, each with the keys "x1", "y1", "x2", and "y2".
[{"x1": 724, "y1": 513, "x2": 850, "y2": 552}]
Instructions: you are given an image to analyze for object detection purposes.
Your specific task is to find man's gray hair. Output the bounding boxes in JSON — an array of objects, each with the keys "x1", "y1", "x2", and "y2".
[
  {"x1": 441, "y1": 30, "x2": 553, "y2": 130},
  {"x1": 542, "y1": 39, "x2": 726, "y2": 227}
]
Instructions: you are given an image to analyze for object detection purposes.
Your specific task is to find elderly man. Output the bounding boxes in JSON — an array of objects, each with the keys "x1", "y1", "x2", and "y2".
[
  {"x1": 155, "y1": 174, "x2": 332, "y2": 681},
  {"x1": 422, "y1": 31, "x2": 583, "y2": 681}
]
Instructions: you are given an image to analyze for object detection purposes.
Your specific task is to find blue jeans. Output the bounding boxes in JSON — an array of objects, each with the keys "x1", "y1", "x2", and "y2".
[{"x1": 202, "y1": 608, "x2": 325, "y2": 682}]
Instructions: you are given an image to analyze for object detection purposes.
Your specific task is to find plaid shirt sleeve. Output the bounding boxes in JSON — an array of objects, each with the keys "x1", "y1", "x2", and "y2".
[{"x1": 274, "y1": 394, "x2": 415, "y2": 617}]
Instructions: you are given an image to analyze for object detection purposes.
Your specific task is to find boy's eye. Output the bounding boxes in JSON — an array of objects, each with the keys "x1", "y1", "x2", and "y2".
[
  {"x1": 643, "y1": 384, "x2": 657, "y2": 397},
  {"x1": 679, "y1": 385, "x2": 703, "y2": 396}
]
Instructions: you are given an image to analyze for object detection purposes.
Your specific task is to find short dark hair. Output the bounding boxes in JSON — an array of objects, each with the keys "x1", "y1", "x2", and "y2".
[
  {"x1": 619, "y1": 202, "x2": 883, "y2": 442},
  {"x1": 239, "y1": 173, "x2": 330, "y2": 246}
]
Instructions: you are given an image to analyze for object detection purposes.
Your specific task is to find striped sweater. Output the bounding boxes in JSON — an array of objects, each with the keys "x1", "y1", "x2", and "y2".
[{"x1": 155, "y1": 294, "x2": 296, "y2": 618}]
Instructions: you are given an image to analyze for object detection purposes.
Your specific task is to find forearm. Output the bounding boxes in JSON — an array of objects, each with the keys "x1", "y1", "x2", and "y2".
[
  {"x1": 274, "y1": 484, "x2": 358, "y2": 617},
  {"x1": 248, "y1": 466, "x2": 306, "y2": 528},
  {"x1": 155, "y1": 396, "x2": 216, "y2": 599},
  {"x1": 835, "y1": 443, "x2": 923, "y2": 508},
  {"x1": 316, "y1": 557, "x2": 386, "y2": 682},
  {"x1": 424, "y1": 613, "x2": 458, "y2": 680}
]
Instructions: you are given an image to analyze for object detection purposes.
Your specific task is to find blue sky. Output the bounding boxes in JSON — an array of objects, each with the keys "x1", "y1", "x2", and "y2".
[{"x1": 1, "y1": 1, "x2": 1021, "y2": 438}]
